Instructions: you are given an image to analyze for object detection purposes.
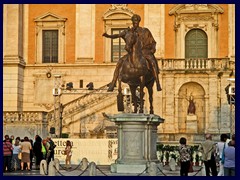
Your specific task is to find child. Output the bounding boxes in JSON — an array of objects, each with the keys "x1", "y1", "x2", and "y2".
[{"x1": 64, "y1": 140, "x2": 72, "y2": 169}]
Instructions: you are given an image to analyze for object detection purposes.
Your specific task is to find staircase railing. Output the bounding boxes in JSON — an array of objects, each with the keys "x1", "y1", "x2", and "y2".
[{"x1": 47, "y1": 84, "x2": 118, "y2": 122}]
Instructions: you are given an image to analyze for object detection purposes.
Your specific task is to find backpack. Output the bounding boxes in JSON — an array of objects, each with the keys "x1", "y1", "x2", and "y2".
[
  {"x1": 221, "y1": 143, "x2": 226, "y2": 164},
  {"x1": 49, "y1": 140, "x2": 56, "y2": 150},
  {"x1": 41, "y1": 143, "x2": 46, "y2": 155}
]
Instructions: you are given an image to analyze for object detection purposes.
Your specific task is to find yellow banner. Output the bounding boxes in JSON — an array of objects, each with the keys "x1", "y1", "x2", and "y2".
[{"x1": 52, "y1": 138, "x2": 118, "y2": 165}]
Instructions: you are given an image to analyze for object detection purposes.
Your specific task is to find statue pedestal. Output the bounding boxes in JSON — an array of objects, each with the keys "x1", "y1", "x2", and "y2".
[
  {"x1": 109, "y1": 113, "x2": 164, "y2": 174},
  {"x1": 186, "y1": 115, "x2": 198, "y2": 133}
]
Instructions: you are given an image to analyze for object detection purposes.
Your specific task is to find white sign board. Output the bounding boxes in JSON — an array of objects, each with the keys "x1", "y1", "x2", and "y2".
[{"x1": 52, "y1": 138, "x2": 118, "y2": 165}]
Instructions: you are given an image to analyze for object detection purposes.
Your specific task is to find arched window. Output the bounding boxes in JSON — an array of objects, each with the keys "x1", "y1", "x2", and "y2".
[{"x1": 185, "y1": 29, "x2": 208, "y2": 58}]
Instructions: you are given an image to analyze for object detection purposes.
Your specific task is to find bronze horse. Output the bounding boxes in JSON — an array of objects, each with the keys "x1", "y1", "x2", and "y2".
[{"x1": 117, "y1": 28, "x2": 155, "y2": 114}]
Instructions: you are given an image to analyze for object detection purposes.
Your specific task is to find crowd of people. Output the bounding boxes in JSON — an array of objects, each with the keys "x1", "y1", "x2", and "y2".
[
  {"x1": 178, "y1": 133, "x2": 235, "y2": 176},
  {"x1": 4, "y1": 132, "x2": 234, "y2": 176},
  {"x1": 3, "y1": 134, "x2": 56, "y2": 172}
]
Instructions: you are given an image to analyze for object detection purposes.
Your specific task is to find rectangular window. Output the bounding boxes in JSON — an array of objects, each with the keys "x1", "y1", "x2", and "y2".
[
  {"x1": 42, "y1": 30, "x2": 58, "y2": 63},
  {"x1": 111, "y1": 29, "x2": 127, "y2": 62}
]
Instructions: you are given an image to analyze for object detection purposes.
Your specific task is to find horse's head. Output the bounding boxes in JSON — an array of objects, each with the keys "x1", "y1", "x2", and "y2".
[{"x1": 124, "y1": 28, "x2": 138, "y2": 53}]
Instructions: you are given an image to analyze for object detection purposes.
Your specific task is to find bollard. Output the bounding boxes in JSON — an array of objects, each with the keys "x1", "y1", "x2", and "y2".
[
  {"x1": 89, "y1": 162, "x2": 97, "y2": 176},
  {"x1": 157, "y1": 162, "x2": 163, "y2": 171},
  {"x1": 148, "y1": 162, "x2": 157, "y2": 176},
  {"x1": 157, "y1": 163, "x2": 164, "y2": 176},
  {"x1": 169, "y1": 158, "x2": 176, "y2": 171},
  {"x1": 48, "y1": 160, "x2": 56, "y2": 176},
  {"x1": 54, "y1": 158, "x2": 60, "y2": 171},
  {"x1": 40, "y1": 159, "x2": 47, "y2": 175},
  {"x1": 81, "y1": 157, "x2": 89, "y2": 171},
  {"x1": 201, "y1": 163, "x2": 206, "y2": 176}
]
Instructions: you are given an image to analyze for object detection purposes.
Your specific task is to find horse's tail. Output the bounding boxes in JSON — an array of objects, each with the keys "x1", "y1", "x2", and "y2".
[{"x1": 145, "y1": 70, "x2": 155, "y2": 87}]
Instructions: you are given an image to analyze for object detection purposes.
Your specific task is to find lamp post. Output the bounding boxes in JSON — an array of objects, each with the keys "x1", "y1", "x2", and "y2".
[
  {"x1": 226, "y1": 78, "x2": 235, "y2": 136},
  {"x1": 59, "y1": 103, "x2": 64, "y2": 138},
  {"x1": 53, "y1": 75, "x2": 62, "y2": 137}
]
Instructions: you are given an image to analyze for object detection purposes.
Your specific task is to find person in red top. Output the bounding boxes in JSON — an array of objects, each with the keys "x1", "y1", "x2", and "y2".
[{"x1": 3, "y1": 134, "x2": 13, "y2": 172}]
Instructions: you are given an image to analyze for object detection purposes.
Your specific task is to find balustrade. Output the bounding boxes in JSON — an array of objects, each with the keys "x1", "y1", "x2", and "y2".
[
  {"x1": 3, "y1": 111, "x2": 45, "y2": 123},
  {"x1": 159, "y1": 58, "x2": 231, "y2": 70}
]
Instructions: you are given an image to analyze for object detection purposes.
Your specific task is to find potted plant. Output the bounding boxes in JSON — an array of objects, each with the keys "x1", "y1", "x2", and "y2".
[
  {"x1": 195, "y1": 154, "x2": 200, "y2": 166},
  {"x1": 156, "y1": 143, "x2": 164, "y2": 163},
  {"x1": 161, "y1": 154, "x2": 164, "y2": 163},
  {"x1": 165, "y1": 151, "x2": 170, "y2": 165},
  {"x1": 170, "y1": 153, "x2": 177, "y2": 161}
]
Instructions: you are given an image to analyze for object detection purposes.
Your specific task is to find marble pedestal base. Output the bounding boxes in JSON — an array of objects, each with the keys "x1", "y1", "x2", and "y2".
[
  {"x1": 109, "y1": 113, "x2": 164, "y2": 174},
  {"x1": 186, "y1": 115, "x2": 198, "y2": 133}
]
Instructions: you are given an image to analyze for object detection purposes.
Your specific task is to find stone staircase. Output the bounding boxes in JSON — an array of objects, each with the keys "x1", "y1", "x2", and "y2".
[{"x1": 47, "y1": 84, "x2": 119, "y2": 137}]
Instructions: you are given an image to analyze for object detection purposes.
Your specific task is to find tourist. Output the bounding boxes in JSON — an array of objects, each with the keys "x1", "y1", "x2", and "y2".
[
  {"x1": 216, "y1": 133, "x2": 228, "y2": 176},
  {"x1": 20, "y1": 136, "x2": 32, "y2": 171},
  {"x1": 46, "y1": 136, "x2": 56, "y2": 165},
  {"x1": 29, "y1": 139, "x2": 34, "y2": 170},
  {"x1": 223, "y1": 134, "x2": 235, "y2": 176},
  {"x1": 42, "y1": 139, "x2": 48, "y2": 160},
  {"x1": 33, "y1": 135, "x2": 43, "y2": 170},
  {"x1": 178, "y1": 137, "x2": 191, "y2": 176},
  {"x1": 3, "y1": 135, "x2": 13, "y2": 172},
  {"x1": 10, "y1": 135, "x2": 15, "y2": 145},
  {"x1": 64, "y1": 140, "x2": 72, "y2": 169},
  {"x1": 11, "y1": 139, "x2": 21, "y2": 171},
  {"x1": 198, "y1": 133, "x2": 218, "y2": 176}
]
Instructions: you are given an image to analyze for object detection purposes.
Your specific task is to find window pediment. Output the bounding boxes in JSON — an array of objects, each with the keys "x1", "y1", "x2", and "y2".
[
  {"x1": 102, "y1": 4, "x2": 134, "y2": 63},
  {"x1": 169, "y1": 4, "x2": 224, "y2": 15},
  {"x1": 105, "y1": 13, "x2": 131, "y2": 20},
  {"x1": 103, "y1": 4, "x2": 133, "y2": 20},
  {"x1": 34, "y1": 12, "x2": 67, "y2": 22}
]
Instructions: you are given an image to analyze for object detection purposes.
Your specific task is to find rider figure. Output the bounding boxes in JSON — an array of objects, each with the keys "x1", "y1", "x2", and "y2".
[{"x1": 103, "y1": 14, "x2": 162, "y2": 92}]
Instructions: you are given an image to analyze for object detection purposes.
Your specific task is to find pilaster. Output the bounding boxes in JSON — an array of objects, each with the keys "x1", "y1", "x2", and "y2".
[
  {"x1": 3, "y1": 4, "x2": 25, "y2": 111},
  {"x1": 75, "y1": 4, "x2": 95, "y2": 63}
]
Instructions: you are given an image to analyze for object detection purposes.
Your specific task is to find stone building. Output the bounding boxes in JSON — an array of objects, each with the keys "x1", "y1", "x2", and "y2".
[{"x1": 3, "y1": 4, "x2": 235, "y2": 143}]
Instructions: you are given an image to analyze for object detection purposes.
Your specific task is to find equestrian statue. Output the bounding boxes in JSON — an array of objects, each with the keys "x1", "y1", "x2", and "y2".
[{"x1": 103, "y1": 14, "x2": 162, "y2": 114}]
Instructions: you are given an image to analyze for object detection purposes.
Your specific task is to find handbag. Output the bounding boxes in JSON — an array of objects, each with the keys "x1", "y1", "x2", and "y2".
[
  {"x1": 18, "y1": 152, "x2": 22, "y2": 160},
  {"x1": 188, "y1": 161, "x2": 194, "y2": 173}
]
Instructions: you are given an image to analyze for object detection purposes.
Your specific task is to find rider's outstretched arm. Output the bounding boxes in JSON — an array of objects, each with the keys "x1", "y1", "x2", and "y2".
[
  {"x1": 102, "y1": 33, "x2": 120, "y2": 39},
  {"x1": 103, "y1": 30, "x2": 126, "y2": 39}
]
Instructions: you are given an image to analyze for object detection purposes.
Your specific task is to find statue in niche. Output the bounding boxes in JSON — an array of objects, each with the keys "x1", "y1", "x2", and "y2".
[{"x1": 186, "y1": 93, "x2": 196, "y2": 115}]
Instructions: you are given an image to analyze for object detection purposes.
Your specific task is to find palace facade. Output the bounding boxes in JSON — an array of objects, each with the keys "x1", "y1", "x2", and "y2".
[{"x1": 3, "y1": 4, "x2": 235, "y2": 143}]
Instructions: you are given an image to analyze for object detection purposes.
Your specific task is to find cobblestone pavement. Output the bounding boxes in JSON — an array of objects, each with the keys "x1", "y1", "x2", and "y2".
[{"x1": 3, "y1": 164, "x2": 204, "y2": 176}]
